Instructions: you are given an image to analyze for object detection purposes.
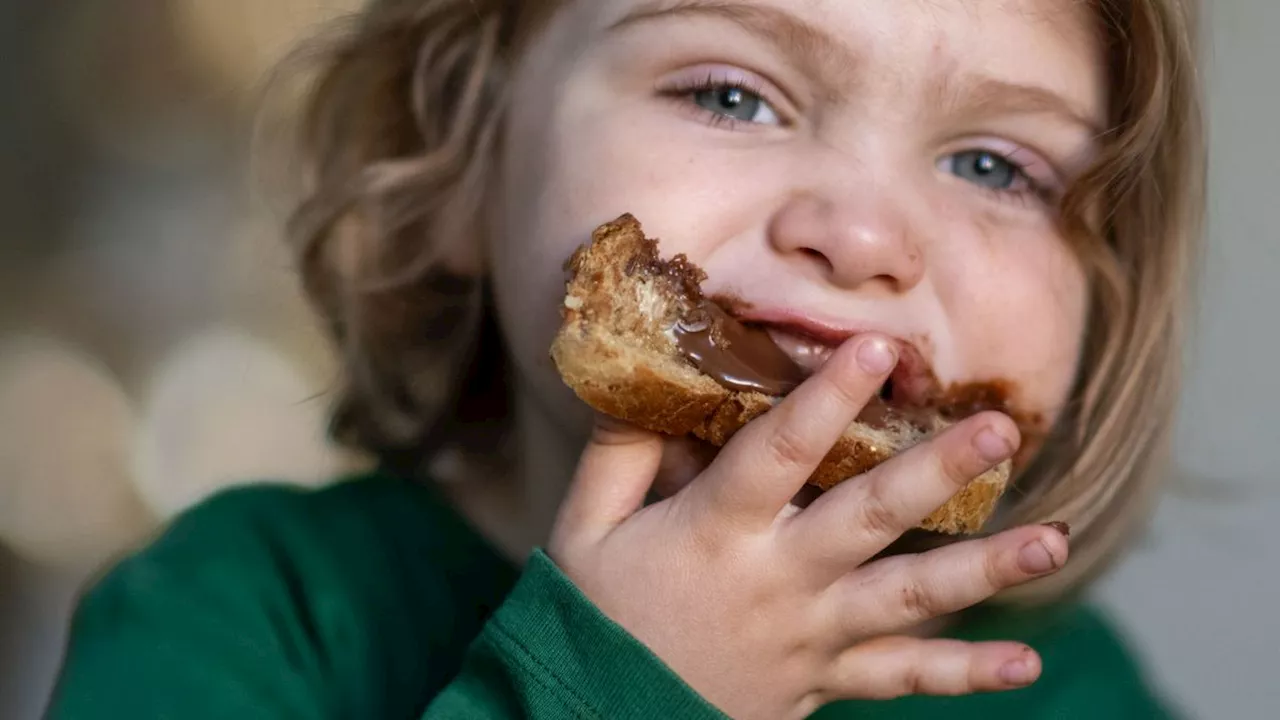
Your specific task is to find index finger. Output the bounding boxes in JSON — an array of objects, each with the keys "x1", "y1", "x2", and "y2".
[{"x1": 688, "y1": 335, "x2": 898, "y2": 527}]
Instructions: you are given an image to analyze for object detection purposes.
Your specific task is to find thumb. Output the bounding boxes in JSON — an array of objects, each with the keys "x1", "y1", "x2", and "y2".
[{"x1": 553, "y1": 415, "x2": 664, "y2": 545}]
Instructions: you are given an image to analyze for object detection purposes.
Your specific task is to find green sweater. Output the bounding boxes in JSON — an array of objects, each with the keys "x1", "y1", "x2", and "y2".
[{"x1": 46, "y1": 472, "x2": 1177, "y2": 719}]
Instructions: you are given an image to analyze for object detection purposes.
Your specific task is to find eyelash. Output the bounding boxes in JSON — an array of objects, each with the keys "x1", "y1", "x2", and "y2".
[
  {"x1": 967, "y1": 151, "x2": 1057, "y2": 208},
  {"x1": 659, "y1": 76, "x2": 1057, "y2": 208},
  {"x1": 659, "y1": 74, "x2": 783, "y2": 130}
]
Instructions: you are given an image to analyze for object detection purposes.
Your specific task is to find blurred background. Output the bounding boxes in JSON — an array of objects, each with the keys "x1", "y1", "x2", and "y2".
[{"x1": 0, "y1": 1, "x2": 1276, "y2": 718}]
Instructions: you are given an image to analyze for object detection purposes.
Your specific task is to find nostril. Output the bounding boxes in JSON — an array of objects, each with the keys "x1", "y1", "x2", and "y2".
[{"x1": 799, "y1": 247, "x2": 834, "y2": 272}]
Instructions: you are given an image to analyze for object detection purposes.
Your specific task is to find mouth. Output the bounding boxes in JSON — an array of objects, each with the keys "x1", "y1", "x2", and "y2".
[{"x1": 749, "y1": 317, "x2": 938, "y2": 407}]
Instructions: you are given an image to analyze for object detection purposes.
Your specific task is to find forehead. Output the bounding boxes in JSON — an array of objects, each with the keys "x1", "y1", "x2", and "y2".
[
  {"x1": 574, "y1": 0, "x2": 1104, "y2": 119},
  {"x1": 587, "y1": 0, "x2": 1098, "y2": 45}
]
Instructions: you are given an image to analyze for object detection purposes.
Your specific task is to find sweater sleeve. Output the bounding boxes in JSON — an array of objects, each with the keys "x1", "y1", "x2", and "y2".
[
  {"x1": 422, "y1": 551, "x2": 726, "y2": 719},
  {"x1": 44, "y1": 477, "x2": 724, "y2": 720}
]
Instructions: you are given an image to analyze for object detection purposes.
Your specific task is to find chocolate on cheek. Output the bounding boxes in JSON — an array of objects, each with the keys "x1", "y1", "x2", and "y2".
[{"x1": 943, "y1": 202, "x2": 1085, "y2": 437}]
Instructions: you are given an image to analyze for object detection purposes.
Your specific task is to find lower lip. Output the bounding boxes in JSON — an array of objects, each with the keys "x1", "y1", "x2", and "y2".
[{"x1": 764, "y1": 328, "x2": 837, "y2": 373}]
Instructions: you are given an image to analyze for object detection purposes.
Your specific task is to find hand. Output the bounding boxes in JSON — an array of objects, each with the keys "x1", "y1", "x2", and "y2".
[{"x1": 547, "y1": 335, "x2": 1070, "y2": 720}]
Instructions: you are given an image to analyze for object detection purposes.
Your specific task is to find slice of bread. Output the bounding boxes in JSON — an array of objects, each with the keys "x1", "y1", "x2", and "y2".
[{"x1": 550, "y1": 214, "x2": 1010, "y2": 534}]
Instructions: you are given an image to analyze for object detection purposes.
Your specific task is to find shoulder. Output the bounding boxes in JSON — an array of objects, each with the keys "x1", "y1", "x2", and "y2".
[
  {"x1": 83, "y1": 472, "x2": 515, "y2": 616},
  {"x1": 88, "y1": 475, "x2": 422, "y2": 596},
  {"x1": 143, "y1": 471, "x2": 443, "y2": 545},
  {"x1": 52, "y1": 473, "x2": 519, "y2": 718}
]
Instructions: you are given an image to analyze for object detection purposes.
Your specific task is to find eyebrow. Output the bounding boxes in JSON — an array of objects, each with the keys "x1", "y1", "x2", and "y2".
[
  {"x1": 607, "y1": 0, "x2": 857, "y2": 103},
  {"x1": 939, "y1": 73, "x2": 1106, "y2": 137},
  {"x1": 610, "y1": 0, "x2": 1106, "y2": 138}
]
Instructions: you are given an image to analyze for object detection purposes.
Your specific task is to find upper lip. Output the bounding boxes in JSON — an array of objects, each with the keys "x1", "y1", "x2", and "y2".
[{"x1": 731, "y1": 308, "x2": 938, "y2": 405}]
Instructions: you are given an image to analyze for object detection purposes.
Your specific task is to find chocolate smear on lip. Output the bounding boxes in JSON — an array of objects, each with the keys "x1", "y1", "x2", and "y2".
[
  {"x1": 634, "y1": 248, "x2": 1017, "y2": 432},
  {"x1": 622, "y1": 246, "x2": 803, "y2": 397},
  {"x1": 667, "y1": 298, "x2": 926, "y2": 430},
  {"x1": 670, "y1": 298, "x2": 1021, "y2": 433},
  {"x1": 673, "y1": 301, "x2": 807, "y2": 396}
]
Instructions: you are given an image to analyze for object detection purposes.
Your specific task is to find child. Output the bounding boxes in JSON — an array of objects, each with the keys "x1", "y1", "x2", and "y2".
[{"x1": 46, "y1": 0, "x2": 1205, "y2": 718}]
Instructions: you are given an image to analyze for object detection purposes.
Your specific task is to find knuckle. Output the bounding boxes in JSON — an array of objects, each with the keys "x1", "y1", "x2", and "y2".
[
  {"x1": 981, "y1": 542, "x2": 1014, "y2": 590},
  {"x1": 763, "y1": 423, "x2": 813, "y2": 472},
  {"x1": 853, "y1": 494, "x2": 901, "y2": 540},
  {"x1": 901, "y1": 664, "x2": 930, "y2": 697},
  {"x1": 682, "y1": 504, "x2": 733, "y2": 559},
  {"x1": 970, "y1": 651, "x2": 1004, "y2": 694},
  {"x1": 897, "y1": 576, "x2": 937, "y2": 623}
]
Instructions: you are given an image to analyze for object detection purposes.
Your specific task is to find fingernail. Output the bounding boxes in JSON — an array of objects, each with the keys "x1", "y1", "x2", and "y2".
[
  {"x1": 857, "y1": 337, "x2": 897, "y2": 374},
  {"x1": 999, "y1": 656, "x2": 1039, "y2": 686},
  {"x1": 1018, "y1": 540, "x2": 1059, "y2": 575},
  {"x1": 974, "y1": 428, "x2": 1013, "y2": 463},
  {"x1": 1042, "y1": 521, "x2": 1071, "y2": 538}
]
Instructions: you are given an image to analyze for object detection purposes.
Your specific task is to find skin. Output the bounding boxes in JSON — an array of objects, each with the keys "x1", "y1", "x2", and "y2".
[
  {"x1": 473, "y1": 0, "x2": 1104, "y2": 715},
  {"x1": 493, "y1": 0, "x2": 1100, "y2": 435}
]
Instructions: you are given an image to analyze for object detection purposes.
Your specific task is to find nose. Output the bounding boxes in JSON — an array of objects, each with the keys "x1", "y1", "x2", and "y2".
[{"x1": 768, "y1": 190, "x2": 925, "y2": 292}]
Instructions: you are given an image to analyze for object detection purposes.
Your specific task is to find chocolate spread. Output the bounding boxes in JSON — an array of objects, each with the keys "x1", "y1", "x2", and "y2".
[
  {"x1": 672, "y1": 301, "x2": 807, "y2": 396},
  {"x1": 671, "y1": 300, "x2": 1014, "y2": 431}
]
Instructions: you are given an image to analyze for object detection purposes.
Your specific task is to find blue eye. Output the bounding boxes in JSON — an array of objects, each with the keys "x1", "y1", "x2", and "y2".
[
  {"x1": 692, "y1": 86, "x2": 780, "y2": 125},
  {"x1": 947, "y1": 150, "x2": 1022, "y2": 190}
]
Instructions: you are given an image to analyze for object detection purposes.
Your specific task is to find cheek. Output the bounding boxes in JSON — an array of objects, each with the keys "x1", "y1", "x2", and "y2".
[
  {"x1": 492, "y1": 84, "x2": 787, "y2": 369},
  {"x1": 486, "y1": 49, "x2": 583, "y2": 416},
  {"x1": 942, "y1": 213, "x2": 1088, "y2": 424},
  {"x1": 488, "y1": 48, "x2": 753, "y2": 424}
]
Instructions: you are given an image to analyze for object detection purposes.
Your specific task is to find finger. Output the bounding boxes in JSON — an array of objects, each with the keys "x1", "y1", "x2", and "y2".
[
  {"x1": 826, "y1": 636, "x2": 1042, "y2": 701},
  {"x1": 787, "y1": 411, "x2": 1020, "y2": 566},
  {"x1": 552, "y1": 415, "x2": 664, "y2": 547},
  {"x1": 689, "y1": 335, "x2": 898, "y2": 526},
  {"x1": 822, "y1": 524, "x2": 1070, "y2": 638}
]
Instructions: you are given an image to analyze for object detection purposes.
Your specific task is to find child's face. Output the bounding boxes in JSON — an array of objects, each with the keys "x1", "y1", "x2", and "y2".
[{"x1": 489, "y1": 0, "x2": 1104, "y2": 445}]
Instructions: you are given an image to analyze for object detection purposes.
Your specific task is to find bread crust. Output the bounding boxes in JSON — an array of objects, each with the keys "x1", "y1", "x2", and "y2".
[{"x1": 551, "y1": 214, "x2": 1010, "y2": 534}]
